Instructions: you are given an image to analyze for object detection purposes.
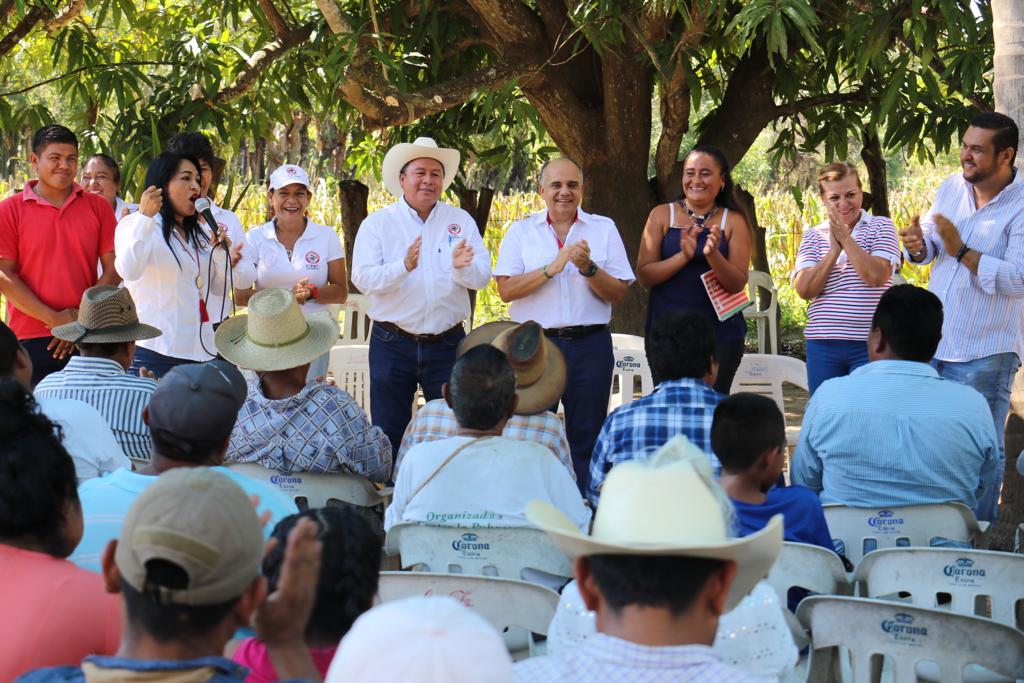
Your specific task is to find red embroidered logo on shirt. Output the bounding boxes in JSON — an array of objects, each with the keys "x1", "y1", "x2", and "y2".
[
  {"x1": 305, "y1": 251, "x2": 321, "y2": 265},
  {"x1": 447, "y1": 224, "x2": 462, "y2": 235}
]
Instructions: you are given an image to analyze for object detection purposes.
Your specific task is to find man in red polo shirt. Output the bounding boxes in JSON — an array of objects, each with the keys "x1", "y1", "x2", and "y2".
[{"x1": 0, "y1": 125, "x2": 119, "y2": 385}]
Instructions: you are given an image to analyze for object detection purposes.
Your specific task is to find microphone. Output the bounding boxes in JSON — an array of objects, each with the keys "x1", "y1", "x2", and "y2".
[{"x1": 193, "y1": 197, "x2": 225, "y2": 249}]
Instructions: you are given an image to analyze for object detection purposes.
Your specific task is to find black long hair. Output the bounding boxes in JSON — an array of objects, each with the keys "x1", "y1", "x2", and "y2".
[
  {"x1": 682, "y1": 144, "x2": 744, "y2": 213},
  {"x1": 144, "y1": 152, "x2": 207, "y2": 266}
]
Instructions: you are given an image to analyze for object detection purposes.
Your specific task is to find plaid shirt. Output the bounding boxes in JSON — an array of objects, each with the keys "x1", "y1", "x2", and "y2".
[
  {"x1": 396, "y1": 398, "x2": 574, "y2": 479},
  {"x1": 588, "y1": 378, "x2": 721, "y2": 504},
  {"x1": 515, "y1": 634, "x2": 762, "y2": 683}
]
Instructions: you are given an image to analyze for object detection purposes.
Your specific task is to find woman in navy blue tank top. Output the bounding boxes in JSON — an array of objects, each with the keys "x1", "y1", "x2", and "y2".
[{"x1": 636, "y1": 145, "x2": 751, "y2": 393}]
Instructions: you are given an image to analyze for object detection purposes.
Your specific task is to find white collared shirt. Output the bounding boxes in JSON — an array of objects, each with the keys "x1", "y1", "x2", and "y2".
[
  {"x1": 494, "y1": 209, "x2": 635, "y2": 328},
  {"x1": 36, "y1": 397, "x2": 129, "y2": 483},
  {"x1": 205, "y1": 200, "x2": 257, "y2": 320},
  {"x1": 351, "y1": 197, "x2": 491, "y2": 334},
  {"x1": 246, "y1": 220, "x2": 345, "y2": 317}
]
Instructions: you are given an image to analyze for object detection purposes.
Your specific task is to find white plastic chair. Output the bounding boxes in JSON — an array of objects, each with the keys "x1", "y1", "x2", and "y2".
[
  {"x1": 610, "y1": 333, "x2": 645, "y2": 351},
  {"x1": 796, "y1": 596, "x2": 1024, "y2": 683},
  {"x1": 853, "y1": 548, "x2": 1024, "y2": 630},
  {"x1": 226, "y1": 462, "x2": 391, "y2": 510},
  {"x1": 608, "y1": 347, "x2": 655, "y2": 411},
  {"x1": 384, "y1": 523, "x2": 573, "y2": 582},
  {"x1": 729, "y1": 353, "x2": 808, "y2": 445},
  {"x1": 327, "y1": 344, "x2": 371, "y2": 418},
  {"x1": 330, "y1": 292, "x2": 370, "y2": 344},
  {"x1": 822, "y1": 503, "x2": 989, "y2": 569},
  {"x1": 767, "y1": 542, "x2": 852, "y2": 645},
  {"x1": 744, "y1": 270, "x2": 779, "y2": 354}
]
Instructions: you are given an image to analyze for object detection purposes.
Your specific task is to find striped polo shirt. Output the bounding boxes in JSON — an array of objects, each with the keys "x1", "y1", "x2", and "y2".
[{"x1": 794, "y1": 210, "x2": 901, "y2": 340}]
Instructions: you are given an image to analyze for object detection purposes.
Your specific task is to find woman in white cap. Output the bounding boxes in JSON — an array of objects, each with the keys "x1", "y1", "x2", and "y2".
[{"x1": 235, "y1": 164, "x2": 347, "y2": 380}]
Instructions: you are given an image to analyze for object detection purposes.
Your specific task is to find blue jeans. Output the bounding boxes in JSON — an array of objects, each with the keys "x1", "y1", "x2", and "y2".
[
  {"x1": 130, "y1": 346, "x2": 200, "y2": 379},
  {"x1": 934, "y1": 352, "x2": 1021, "y2": 523},
  {"x1": 546, "y1": 330, "x2": 614, "y2": 494},
  {"x1": 368, "y1": 322, "x2": 464, "y2": 459},
  {"x1": 806, "y1": 338, "x2": 870, "y2": 395}
]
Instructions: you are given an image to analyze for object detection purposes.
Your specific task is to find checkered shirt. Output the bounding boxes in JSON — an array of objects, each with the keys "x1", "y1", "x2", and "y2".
[
  {"x1": 395, "y1": 398, "x2": 574, "y2": 479},
  {"x1": 588, "y1": 377, "x2": 721, "y2": 504}
]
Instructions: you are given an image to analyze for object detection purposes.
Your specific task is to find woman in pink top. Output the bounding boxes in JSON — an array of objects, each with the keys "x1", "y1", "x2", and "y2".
[
  {"x1": 228, "y1": 506, "x2": 380, "y2": 682},
  {"x1": 793, "y1": 163, "x2": 901, "y2": 394},
  {"x1": 0, "y1": 357, "x2": 121, "y2": 681}
]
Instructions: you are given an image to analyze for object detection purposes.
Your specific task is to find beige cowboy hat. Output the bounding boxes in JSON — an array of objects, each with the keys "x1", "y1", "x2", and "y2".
[
  {"x1": 527, "y1": 437, "x2": 783, "y2": 611},
  {"x1": 458, "y1": 321, "x2": 566, "y2": 415},
  {"x1": 381, "y1": 136, "x2": 460, "y2": 198},
  {"x1": 52, "y1": 285, "x2": 162, "y2": 344},
  {"x1": 214, "y1": 288, "x2": 338, "y2": 372}
]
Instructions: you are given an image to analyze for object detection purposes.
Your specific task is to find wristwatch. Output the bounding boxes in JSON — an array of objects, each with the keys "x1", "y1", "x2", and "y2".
[{"x1": 580, "y1": 262, "x2": 598, "y2": 278}]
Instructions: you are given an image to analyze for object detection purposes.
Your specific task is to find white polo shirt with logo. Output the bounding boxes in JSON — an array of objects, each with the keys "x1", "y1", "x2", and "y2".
[{"x1": 245, "y1": 219, "x2": 345, "y2": 318}]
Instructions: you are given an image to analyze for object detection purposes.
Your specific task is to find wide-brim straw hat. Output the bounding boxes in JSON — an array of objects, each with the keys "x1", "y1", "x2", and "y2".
[
  {"x1": 458, "y1": 320, "x2": 566, "y2": 415},
  {"x1": 215, "y1": 288, "x2": 338, "y2": 372},
  {"x1": 527, "y1": 437, "x2": 782, "y2": 611},
  {"x1": 52, "y1": 285, "x2": 162, "y2": 344},
  {"x1": 381, "y1": 137, "x2": 460, "y2": 198}
]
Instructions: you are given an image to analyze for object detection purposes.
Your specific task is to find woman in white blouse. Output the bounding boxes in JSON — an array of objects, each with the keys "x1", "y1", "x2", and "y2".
[
  {"x1": 81, "y1": 154, "x2": 136, "y2": 220},
  {"x1": 115, "y1": 152, "x2": 244, "y2": 378},
  {"x1": 234, "y1": 164, "x2": 348, "y2": 380}
]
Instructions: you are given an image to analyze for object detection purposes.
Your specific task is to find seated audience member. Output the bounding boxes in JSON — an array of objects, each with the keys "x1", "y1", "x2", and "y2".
[
  {"x1": 715, "y1": 393, "x2": 833, "y2": 551},
  {"x1": 792, "y1": 285, "x2": 999, "y2": 513},
  {"x1": 325, "y1": 596, "x2": 515, "y2": 683},
  {"x1": 217, "y1": 288, "x2": 391, "y2": 479},
  {"x1": 70, "y1": 360, "x2": 297, "y2": 572},
  {"x1": 385, "y1": 339, "x2": 590, "y2": 533},
  {"x1": 517, "y1": 439, "x2": 782, "y2": 682},
  {"x1": 396, "y1": 320, "x2": 573, "y2": 477},
  {"x1": 0, "y1": 380, "x2": 121, "y2": 681},
  {"x1": 34, "y1": 285, "x2": 161, "y2": 463},
  {"x1": 18, "y1": 468, "x2": 323, "y2": 683},
  {"x1": 588, "y1": 309, "x2": 722, "y2": 504},
  {"x1": 1, "y1": 320, "x2": 128, "y2": 481},
  {"x1": 229, "y1": 507, "x2": 380, "y2": 683}
]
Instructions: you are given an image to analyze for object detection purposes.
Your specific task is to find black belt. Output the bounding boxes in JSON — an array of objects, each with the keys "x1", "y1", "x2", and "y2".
[
  {"x1": 543, "y1": 324, "x2": 608, "y2": 340},
  {"x1": 376, "y1": 320, "x2": 464, "y2": 343}
]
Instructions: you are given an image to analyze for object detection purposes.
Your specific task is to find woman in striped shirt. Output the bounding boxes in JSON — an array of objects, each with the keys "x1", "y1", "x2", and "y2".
[{"x1": 793, "y1": 163, "x2": 901, "y2": 394}]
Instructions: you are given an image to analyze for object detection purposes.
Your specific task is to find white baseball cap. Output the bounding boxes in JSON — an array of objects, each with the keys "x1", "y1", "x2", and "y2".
[{"x1": 268, "y1": 164, "x2": 311, "y2": 191}]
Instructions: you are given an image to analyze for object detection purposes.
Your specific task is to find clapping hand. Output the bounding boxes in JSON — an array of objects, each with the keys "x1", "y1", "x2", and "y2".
[
  {"x1": 899, "y1": 216, "x2": 926, "y2": 259},
  {"x1": 404, "y1": 236, "x2": 422, "y2": 272},
  {"x1": 570, "y1": 240, "x2": 591, "y2": 270},
  {"x1": 703, "y1": 224, "x2": 722, "y2": 256},
  {"x1": 679, "y1": 225, "x2": 700, "y2": 261},
  {"x1": 293, "y1": 277, "x2": 313, "y2": 304},
  {"x1": 452, "y1": 239, "x2": 474, "y2": 269},
  {"x1": 547, "y1": 242, "x2": 575, "y2": 276},
  {"x1": 827, "y1": 207, "x2": 851, "y2": 247},
  {"x1": 934, "y1": 214, "x2": 963, "y2": 257}
]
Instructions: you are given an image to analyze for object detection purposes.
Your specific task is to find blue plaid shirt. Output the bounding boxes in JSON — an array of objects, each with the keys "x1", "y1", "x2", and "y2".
[{"x1": 588, "y1": 377, "x2": 721, "y2": 504}]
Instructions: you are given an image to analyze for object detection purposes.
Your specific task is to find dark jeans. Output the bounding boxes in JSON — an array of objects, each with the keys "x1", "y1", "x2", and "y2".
[
  {"x1": 22, "y1": 336, "x2": 73, "y2": 387},
  {"x1": 713, "y1": 339, "x2": 744, "y2": 394},
  {"x1": 368, "y1": 322, "x2": 465, "y2": 459},
  {"x1": 546, "y1": 329, "x2": 614, "y2": 494},
  {"x1": 806, "y1": 338, "x2": 870, "y2": 395},
  {"x1": 130, "y1": 346, "x2": 200, "y2": 379}
]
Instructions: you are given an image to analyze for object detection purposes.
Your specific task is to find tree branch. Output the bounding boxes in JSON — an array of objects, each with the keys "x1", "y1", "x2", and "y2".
[
  {"x1": 0, "y1": 5, "x2": 51, "y2": 61},
  {"x1": 44, "y1": 0, "x2": 86, "y2": 31},
  {"x1": 773, "y1": 90, "x2": 868, "y2": 116},
  {"x1": 0, "y1": 60, "x2": 178, "y2": 98},
  {"x1": 0, "y1": 0, "x2": 16, "y2": 25},
  {"x1": 214, "y1": 23, "x2": 315, "y2": 103}
]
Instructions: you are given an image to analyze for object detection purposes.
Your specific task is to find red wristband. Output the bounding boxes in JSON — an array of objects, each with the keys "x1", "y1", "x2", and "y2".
[{"x1": 308, "y1": 285, "x2": 319, "y2": 300}]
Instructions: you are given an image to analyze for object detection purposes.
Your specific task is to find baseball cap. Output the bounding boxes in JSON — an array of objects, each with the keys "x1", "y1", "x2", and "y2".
[
  {"x1": 325, "y1": 597, "x2": 515, "y2": 683},
  {"x1": 147, "y1": 360, "x2": 247, "y2": 456},
  {"x1": 269, "y1": 164, "x2": 311, "y2": 191},
  {"x1": 114, "y1": 467, "x2": 263, "y2": 605}
]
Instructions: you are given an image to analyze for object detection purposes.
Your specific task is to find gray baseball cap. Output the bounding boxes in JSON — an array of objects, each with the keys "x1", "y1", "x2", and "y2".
[{"x1": 147, "y1": 360, "x2": 248, "y2": 455}]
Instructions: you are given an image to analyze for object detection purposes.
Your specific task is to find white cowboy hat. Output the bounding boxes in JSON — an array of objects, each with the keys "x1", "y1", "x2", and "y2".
[
  {"x1": 381, "y1": 136, "x2": 460, "y2": 198},
  {"x1": 214, "y1": 288, "x2": 338, "y2": 372},
  {"x1": 527, "y1": 436, "x2": 782, "y2": 611}
]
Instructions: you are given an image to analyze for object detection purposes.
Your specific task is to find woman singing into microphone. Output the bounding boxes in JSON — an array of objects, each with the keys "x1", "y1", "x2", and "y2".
[{"x1": 114, "y1": 152, "x2": 245, "y2": 377}]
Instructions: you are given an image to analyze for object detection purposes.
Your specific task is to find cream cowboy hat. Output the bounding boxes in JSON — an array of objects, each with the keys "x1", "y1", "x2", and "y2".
[
  {"x1": 527, "y1": 437, "x2": 783, "y2": 611},
  {"x1": 52, "y1": 285, "x2": 162, "y2": 344},
  {"x1": 381, "y1": 137, "x2": 460, "y2": 198},
  {"x1": 214, "y1": 288, "x2": 338, "y2": 372},
  {"x1": 458, "y1": 320, "x2": 566, "y2": 415}
]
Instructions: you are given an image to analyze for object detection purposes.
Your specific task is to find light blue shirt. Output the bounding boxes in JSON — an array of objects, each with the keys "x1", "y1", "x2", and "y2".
[
  {"x1": 71, "y1": 466, "x2": 298, "y2": 572},
  {"x1": 792, "y1": 360, "x2": 999, "y2": 509}
]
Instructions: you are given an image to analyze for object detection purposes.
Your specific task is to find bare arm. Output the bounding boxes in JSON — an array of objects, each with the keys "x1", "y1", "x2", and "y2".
[
  {"x1": 793, "y1": 237, "x2": 842, "y2": 300},
  {"x1": 636, "y1": 205, "x2": 692, "y2": 288},
  {"x1": 496, "y1": 244, "x2": 574, "y2": 303},
  {"x1": 582, "y1": 267, "x2": 629, "y2": 304},
  {"x1": 0, "y1": 258, "x2": 69, "y2": 328},
  {"x1": 233, "y1": 286, "x2": 256, "y2": 307},
  {"x1": 705, "y1": 214, "x2": 750, "y2": 294},
  {"x1": 97, "y1": 251, "x2": 121, "y2": 287},
  {"x1": 315, "y1": 258, "x2": 349, "y2": 304}
]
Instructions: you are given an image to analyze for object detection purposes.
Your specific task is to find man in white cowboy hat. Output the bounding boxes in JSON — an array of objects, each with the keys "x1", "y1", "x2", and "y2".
[
  {"x1": 351, "y1": 136, "x2": 492, "y2": 456},
  {"x1": 395, "y1": 320, "x2": 574, "y2": 478},
  {"x1": 384, "y1": 342, "x2": 589, "y2": 534},
  {"x1": 494, "y1": 157, "x2": 634, "y2": 492},
  {"x1": 35, "y1": 285, "x2": 162, "y2": 463},
  {"x1": 217, "y1": 288, "x2": 391, "y2": 479},
  {"x1": 516, "y1": 438, "x2": 782, "y2": 682}
]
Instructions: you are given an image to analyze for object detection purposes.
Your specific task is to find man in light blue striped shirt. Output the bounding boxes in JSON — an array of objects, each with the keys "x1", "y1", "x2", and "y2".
[
  {"x1": 793, "y1": 286, "x2": 998, "y2": 514},
  {"x1": 899, "y1": 112, "x2": 1024, "y2": 522}
]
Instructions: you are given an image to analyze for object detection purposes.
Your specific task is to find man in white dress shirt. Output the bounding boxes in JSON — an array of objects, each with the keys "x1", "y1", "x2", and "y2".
[
  {"x1": 495, "y1": 157, "x2": 634, "y2": 491},
  {"x1": 352, "y1": 137, "x2": 491, "y2": 455}
]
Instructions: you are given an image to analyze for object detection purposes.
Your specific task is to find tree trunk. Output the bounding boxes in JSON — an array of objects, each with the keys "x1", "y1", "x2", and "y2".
[
  {"x1": 860, "y1": 128, "x2": 890, "y2": 217},
  {"x1": 992, "y1": 0, "x2": 1024, "y2": 549},
  {"x1": 338, "y1": 179, "x2": 369, "y2": 291}
]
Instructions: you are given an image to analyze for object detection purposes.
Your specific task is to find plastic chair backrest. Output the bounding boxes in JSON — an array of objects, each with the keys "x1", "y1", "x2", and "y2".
[
  {"x1": 729, "y1": 353, "x2": 807, "y2": 408},
  {"x1": 854, "y1": 548, "x2": 1024, "y2": 630},
  {"x1": 610, "y1": 333, "x2": 645, "y2": 351},
  {"x1": 743, "y1": 270, "x2": 779, "y2": 354},
  {"x1": 384, "y1": 523, "x2": 573, "y2": 581},
  {"x1": 334, "y1": 293, "x2": 370, "y2": 344},
  {"x1": 226, "y1": 462, "x2": 388, "y2": 510},
  {"x1": 608, "y1": 347, "x2": 655, "y2": 411},
  {"x1": 796, "y1": 596, "x2": 1024, "y2": 683},
  {"x1": 767, "y1": 541, "x2": 852, "y2": 601},
  {"x1": 327, "y1": 344, "x2": 371, "y2": 418},
  {"x1": 822, "y1": 503, "x2": 986, "y2": 569},
  {"x1": 377, "y1": 571, "x2": 559, "y2": 636}
]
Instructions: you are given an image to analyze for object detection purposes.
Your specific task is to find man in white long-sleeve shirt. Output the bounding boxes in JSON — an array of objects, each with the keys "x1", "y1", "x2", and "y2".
[{"x1": 352, "y1": 137, "x2": 491, "y2": 456}]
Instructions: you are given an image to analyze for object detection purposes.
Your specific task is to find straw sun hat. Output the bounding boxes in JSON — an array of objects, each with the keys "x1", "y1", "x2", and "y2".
[
  {"x1": 381, "y1": 136, "x2": 460, "y2": 197},
  {"x1": 52, "y1": 285, "x2": 161, "y2": 344},
  {"x1": 214, "y1": 288, "x2": 338, "y2": 372}
]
